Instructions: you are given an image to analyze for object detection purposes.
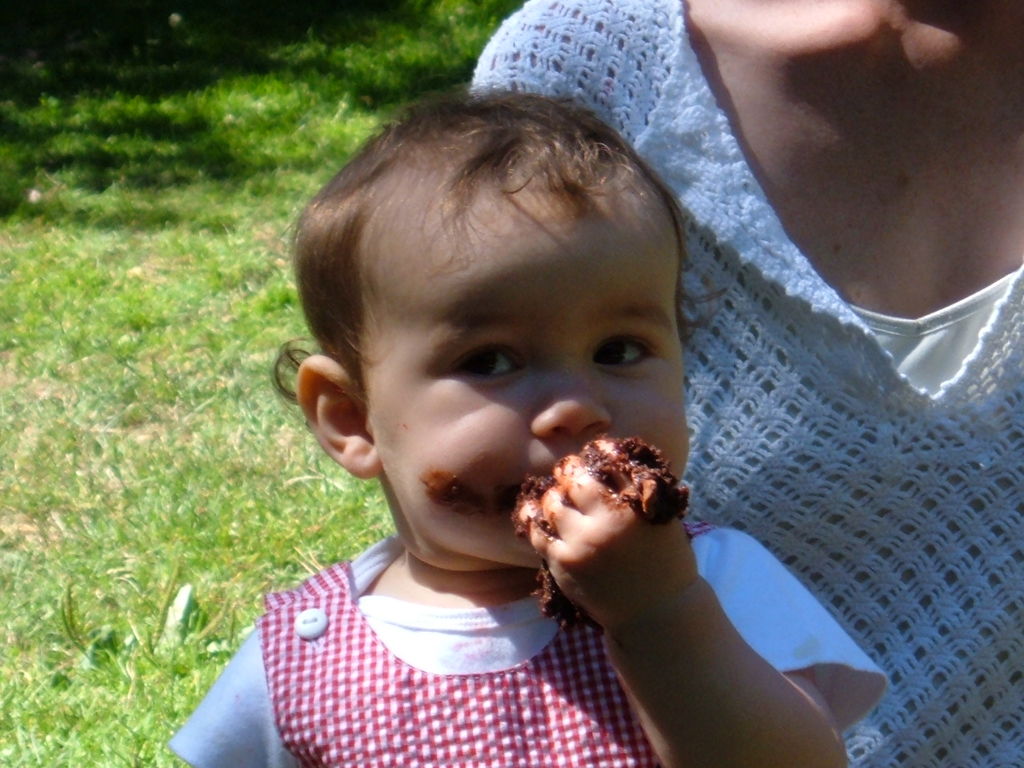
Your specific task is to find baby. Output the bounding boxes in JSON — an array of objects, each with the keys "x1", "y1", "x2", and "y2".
[{"x1": 170, "y1": 90, "x2": 885, "y2": 767}]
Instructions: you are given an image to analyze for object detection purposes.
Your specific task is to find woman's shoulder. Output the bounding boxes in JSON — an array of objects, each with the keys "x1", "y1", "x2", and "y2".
[{"x1": 473, "y1": 0, "x2": 685, "y2": 141}]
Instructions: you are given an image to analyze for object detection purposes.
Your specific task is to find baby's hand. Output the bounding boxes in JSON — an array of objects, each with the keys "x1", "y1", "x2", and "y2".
[{"x1": 515, "y1": 437, "x2": 698, "y2": 630}]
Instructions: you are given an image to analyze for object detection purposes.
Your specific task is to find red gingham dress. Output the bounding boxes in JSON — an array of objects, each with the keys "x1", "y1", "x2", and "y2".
[{"x1": 258, "y1": 561, "x2": 664, "y2": 768}]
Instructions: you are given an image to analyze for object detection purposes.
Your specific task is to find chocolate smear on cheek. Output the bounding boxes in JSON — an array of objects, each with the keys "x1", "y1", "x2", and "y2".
[
  {"x1": 420, "y1": 471, "x2": 523, "y2": 516},
  {"x1": 420, "y1": 470, "x2": 486, "y2": 514}
]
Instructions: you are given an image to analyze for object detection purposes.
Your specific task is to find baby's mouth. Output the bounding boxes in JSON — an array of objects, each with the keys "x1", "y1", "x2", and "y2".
[{"x1": 419, "y1": 469, "x2": 522, "y2": 516}]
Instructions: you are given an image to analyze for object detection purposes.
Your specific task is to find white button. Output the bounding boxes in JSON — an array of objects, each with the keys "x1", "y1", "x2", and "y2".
[{"x1": 294, "y1": 608, "x2": 328, "y2": 640}]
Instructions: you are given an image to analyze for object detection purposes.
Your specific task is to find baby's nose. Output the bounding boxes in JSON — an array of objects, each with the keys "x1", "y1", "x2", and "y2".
[{"x1": 530, "y1": 380, "x2": 612, "y2": 441}]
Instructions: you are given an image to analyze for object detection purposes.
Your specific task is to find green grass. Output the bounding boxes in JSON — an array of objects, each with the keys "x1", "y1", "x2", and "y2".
[{"x1": 0, "y1": 1, "x2": 521, "y2": 763}]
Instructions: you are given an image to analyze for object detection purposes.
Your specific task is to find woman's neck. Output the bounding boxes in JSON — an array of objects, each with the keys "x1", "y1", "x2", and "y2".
[{"x1": 687, "y1": 0, "x2": 1024, "y2": 316}]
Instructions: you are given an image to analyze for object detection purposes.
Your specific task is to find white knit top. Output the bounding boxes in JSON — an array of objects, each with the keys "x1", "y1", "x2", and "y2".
[{"x1": 474, "y1": 3, "x2": 1024, "y2": 766}]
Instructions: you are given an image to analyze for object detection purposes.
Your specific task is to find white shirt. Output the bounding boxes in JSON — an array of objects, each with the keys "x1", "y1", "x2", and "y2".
[{"x1": 854, "y1": 269, "x2": 1018, "y2": 396}]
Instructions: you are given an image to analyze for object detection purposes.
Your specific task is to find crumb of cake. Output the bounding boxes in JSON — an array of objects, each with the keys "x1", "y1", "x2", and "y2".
[{"x1": 515, "y1": 436, "x2": 689, "y2": 628}]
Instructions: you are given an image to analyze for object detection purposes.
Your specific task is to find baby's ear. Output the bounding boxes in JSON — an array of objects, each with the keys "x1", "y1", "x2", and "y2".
[{"x1": 296, "y1": 354, "x2": 381, "y2": 479}]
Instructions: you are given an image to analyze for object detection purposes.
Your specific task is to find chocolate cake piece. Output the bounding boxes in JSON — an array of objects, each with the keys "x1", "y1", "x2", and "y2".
[{"x1": 515, "y1": 436, "x2": 689, "y2": 628}]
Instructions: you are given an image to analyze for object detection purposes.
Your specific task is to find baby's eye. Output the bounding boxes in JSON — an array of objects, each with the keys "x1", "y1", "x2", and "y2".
[
  {"x1": 594, "y1": 338, "x2": 648, "y2": 366},
  {"x1": 457, "y1": 348, "x2": 519, "y2": 377}
]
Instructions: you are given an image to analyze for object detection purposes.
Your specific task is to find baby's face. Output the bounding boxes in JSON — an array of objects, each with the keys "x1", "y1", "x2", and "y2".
[{"x1": 358, "y1": 181, "x2": 688, "y2": 574}]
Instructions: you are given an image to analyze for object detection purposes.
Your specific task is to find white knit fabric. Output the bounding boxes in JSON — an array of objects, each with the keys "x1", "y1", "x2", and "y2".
[{"x1": 475, "y1": 3, "x2": 1024, "y2": 766}]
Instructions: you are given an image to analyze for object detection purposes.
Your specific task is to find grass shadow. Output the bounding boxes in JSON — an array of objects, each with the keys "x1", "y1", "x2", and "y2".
[
  {"x1": 0, "y1": 0, "x2": 522, "y2": 221},
  {"x1": 0, "y1": 0, "x2": 410, "y2": 103}
]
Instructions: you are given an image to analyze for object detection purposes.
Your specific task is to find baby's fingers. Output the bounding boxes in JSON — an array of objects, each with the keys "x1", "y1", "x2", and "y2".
[
  {"x1": 522, "y1": 487, "x2": 601, "y2": 557},
  {"x1": 552, "y1": 457, "x2": 621, "y2": 517},
  {"x1": 516, "y1": 495, "x2": 566, "y2": 561}
]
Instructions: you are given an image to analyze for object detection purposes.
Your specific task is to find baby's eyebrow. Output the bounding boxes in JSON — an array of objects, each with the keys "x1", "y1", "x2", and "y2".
[
  {"x1": 613, "y1": 303, "x2": 675, "y2": 327},
  {"x1": 439, "y1": 305, "x2": 506, "y2": 329},
  {"x1": 442, "y1": 301, "x2": 675, "y2": 330}
]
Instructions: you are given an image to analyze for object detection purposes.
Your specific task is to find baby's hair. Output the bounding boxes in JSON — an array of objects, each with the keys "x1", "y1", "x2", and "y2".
[{"x1": 274, "y1": 88, "x2": 689, "y2": 402}]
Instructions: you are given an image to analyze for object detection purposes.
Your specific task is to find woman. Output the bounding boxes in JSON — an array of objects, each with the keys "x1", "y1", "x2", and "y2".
[{"x1": 474, "y1": 2, "x2": 1024, "y2": 765}]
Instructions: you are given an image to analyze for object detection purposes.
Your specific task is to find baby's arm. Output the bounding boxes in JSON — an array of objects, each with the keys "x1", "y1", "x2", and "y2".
[
  {"x1": 518, "y1": 442, "x2": 847, "y2": 768},
  {"x1": 169, "y1": 631, "x2": 298, "y2": 768}
]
